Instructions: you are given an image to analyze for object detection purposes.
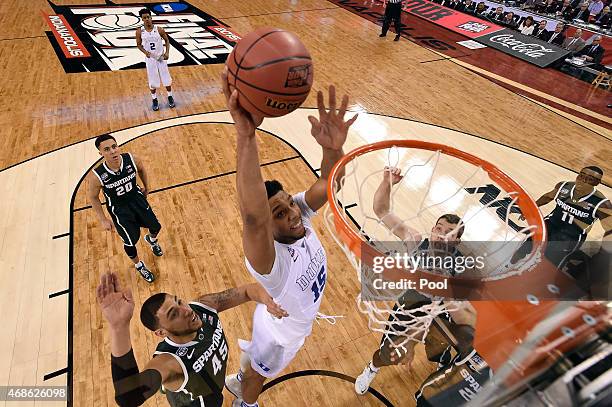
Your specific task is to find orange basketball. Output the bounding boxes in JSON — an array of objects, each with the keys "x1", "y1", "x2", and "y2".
[{"x1": 226, "y1": 27, "x2": 313, "y2": 118}]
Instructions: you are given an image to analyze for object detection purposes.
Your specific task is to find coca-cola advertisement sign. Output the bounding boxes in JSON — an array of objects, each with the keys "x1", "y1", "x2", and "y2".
[{"x1": 477, "y1": 29, "x2": 570, "y2": 67}]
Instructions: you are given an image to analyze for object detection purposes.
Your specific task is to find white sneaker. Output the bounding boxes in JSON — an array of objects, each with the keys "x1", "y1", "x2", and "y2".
[
  {"x1": 355, "y1": 364, "x2": 378, "y2": 395},
  {"x1": 225, "y1": 373, "x2": 242, "y2": 399}
]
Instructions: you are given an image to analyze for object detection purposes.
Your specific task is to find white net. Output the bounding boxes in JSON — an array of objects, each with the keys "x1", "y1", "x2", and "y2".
[{"x1": 324, "y1": 142, "x2": 544, "y2": 348}]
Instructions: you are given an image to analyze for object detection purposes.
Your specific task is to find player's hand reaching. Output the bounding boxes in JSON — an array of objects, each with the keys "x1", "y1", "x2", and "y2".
[
  {"x1": 383, "y1": 166, "x2": 403, "y2": 186},
  {"x1": 96, "y1": 272, "x2": 134, "y2": 328},
  {"x1": 386, "y1": 339, "x2": 415, "y2": 367},
  {"x1": 308, "y1": 85, "x2": 358, "y2": 151},
  {"x1": 221, "y1": 66, "x2": 263, "y2": 138},
  {"x1": 264, "y1": 298, "x2": 289, "y2": 319},
  {"x1": 163, "y1": 51, "x2": 169, "y2": 61}
]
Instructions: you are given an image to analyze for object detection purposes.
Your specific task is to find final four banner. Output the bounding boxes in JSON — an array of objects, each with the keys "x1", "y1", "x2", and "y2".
[{"x1": 43, "y1": 0, "x2": 241, "y2": 73}]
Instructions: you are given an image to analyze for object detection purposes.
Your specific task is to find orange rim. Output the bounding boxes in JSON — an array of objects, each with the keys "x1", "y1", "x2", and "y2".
[{"x1": 327, "y1": 139, "x2": 546, "y2": 261}]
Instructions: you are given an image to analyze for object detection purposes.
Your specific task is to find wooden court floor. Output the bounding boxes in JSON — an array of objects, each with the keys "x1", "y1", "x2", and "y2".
[{"x1": 0, "y1": 0, "x2": 610, "y2": 406}]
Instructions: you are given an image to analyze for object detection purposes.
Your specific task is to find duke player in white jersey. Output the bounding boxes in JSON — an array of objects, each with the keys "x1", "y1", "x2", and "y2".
[
  {"x1": 136, "y1": 9, "x2": 175, "y2": 111},
  {"x1": 220, "y1": 67, "x2": 357, "y2": 407}
]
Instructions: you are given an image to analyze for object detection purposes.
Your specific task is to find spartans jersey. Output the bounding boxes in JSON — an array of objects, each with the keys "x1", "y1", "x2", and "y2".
[
  {"x1": 141, "y1": 25, "x2": 164, "y2": 58},
  {"x1": 154, "y1": 302, "x2": 228, "y2": 403},
  {"x1": 246, "y1": 192, "x2": 327, "y2": 346},
  {"x1": 415, "y1": 350, "x2": 492, "y2": 406},
  {"x1": 92, "y1": 153, "x2": 140, "y2": 206},
  {"x1": 545, "y1": 182, "x2": 608, "y2": 239}
]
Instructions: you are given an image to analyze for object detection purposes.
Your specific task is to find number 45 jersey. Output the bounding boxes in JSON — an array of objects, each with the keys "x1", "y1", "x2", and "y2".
[
  {"x1": 545, "y1": 181, "x2": 608, "y2": 240},
  {"x1": 154, "y1": 302, "x2": 229, "y2": 401}
]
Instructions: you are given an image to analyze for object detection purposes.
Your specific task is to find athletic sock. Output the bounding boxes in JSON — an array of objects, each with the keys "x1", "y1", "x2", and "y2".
[
  {"x1": 369, "y1": 361, "x2": 380, "y2": 373},
  {"x1": 147, "y1": 234, "x2": 158, "y2": 243},
  {"x1": 167, "y1": 91, "x2": 173, "y2": 97},
  {"x1": 241, "y1": 402, "x2": 259, "y2": 407},
  {"x1": 151, "y1": 93, "x2": 157, "y2": 99},
  {"x1": 135, "y1": 261, "x2": 144, "y2": 269}
]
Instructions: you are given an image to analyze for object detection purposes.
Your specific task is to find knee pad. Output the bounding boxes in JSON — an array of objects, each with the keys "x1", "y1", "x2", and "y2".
[{"x1": 124, "y1": 245, "x2": 138, "y2": 259}]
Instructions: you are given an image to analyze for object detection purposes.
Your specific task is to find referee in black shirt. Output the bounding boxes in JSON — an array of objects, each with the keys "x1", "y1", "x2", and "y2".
[{"x1": 380, "y1": 0, "x2": 404, "y2": 41}]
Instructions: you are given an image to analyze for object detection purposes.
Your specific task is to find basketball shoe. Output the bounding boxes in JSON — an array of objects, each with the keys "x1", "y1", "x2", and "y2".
[
  {"x1": 145, "y1": 234, "x2": 163, "y2": 256},
  {"x1": 136, "y1": 262, "x2": 155, "y2": 283}
]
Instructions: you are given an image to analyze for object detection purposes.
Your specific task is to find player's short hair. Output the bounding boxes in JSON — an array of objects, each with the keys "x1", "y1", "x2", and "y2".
[
  {"x1": 94, "y1": 134, "x2": 116, "y2": 150},
  {"x1": 140, "y1": 293, "x2": 168, "y2": 331},
  {"x1": 139, "y1": 8, "x2": 151, "y2": 18},
  {"x1": 436, "y1": 214, "x2": 465, "y2": 238},
  {"x1": 582, "y1": 166, "x2": 603, "y2": 176},
  {"x1": 264, "y1": 180, "x2": 284, "y2": 199}
]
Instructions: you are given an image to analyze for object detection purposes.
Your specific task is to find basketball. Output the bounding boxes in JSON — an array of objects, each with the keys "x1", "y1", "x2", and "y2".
[{"x1": 225, "y1": 27, "x2": 313, "y2": 118}]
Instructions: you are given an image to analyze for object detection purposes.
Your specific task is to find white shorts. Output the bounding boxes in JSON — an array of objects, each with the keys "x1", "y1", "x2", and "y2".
[
  {"x1": 238, "y1": 304, "x2": 306, "y2": 378},
  {"x1": 145, "y1": 56, "x2": 172, "y2": 89}
]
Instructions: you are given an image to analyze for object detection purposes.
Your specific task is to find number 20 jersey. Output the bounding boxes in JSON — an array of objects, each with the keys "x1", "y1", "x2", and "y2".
[
  {"x1": 92, "y1": 153, "x2": 140, "y2": 206},
  {"x1": 545, "y1": 181, "x2": 608, "y2": 240}
]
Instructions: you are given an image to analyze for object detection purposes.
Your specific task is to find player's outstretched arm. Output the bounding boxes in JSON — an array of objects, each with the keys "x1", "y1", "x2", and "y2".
[
  {"x1": 197, "y1": 283, "x2": 288, "y2": 318},
  {"x1": 535, "y1": 181, "x2": 564, "y2": 206},
  {"x1": 221, "y1": 68, "x2": 274, "y2": 275},
  {"x1": 373, "y1": 167, "x2": 421, "y2": 244},
  {"x1": 87, "y1": 172, "x2": 113, "y2": 231},
  {"x1": 97, "y1": 272, "x2": 182, "y2": 406},
  {"x1": 304, "y1": 86, "x2": 358, "y2": 212}
]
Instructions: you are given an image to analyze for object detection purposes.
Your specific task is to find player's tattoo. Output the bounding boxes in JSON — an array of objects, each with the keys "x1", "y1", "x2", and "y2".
[{"x1": 199, "y1": 288, "x2": 245, "y2": 311}]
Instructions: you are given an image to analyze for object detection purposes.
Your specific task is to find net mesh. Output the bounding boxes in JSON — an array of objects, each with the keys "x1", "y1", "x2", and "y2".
[{"x1": 324, "y1": 142, "x2": 544, "y2": 348}]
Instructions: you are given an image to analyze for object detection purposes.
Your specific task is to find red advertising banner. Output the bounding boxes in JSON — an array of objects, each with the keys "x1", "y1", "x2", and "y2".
[
  {"x1": 43, "y1": 13, "x2": 90, "y2": 58},
  {"x1": 401, "y1": 0, "x2": 504, "y2": 38}
]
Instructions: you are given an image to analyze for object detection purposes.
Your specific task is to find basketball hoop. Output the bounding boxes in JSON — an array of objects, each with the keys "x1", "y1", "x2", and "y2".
[{"x1": 322, "y1": 139, "x2": 602, "y2": 369}]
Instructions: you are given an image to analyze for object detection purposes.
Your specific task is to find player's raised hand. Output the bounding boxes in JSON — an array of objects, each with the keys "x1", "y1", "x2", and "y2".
[
  {"x1": 387, "y1": 339, "x2": 415, "y2": 367},
  {"x1": 383, "y1": 166, "x2": 403, "y2": 186},
  {"x1": 96, "y1": 272, "x2": 134, "y2": 328},
  {"x1": 308, "y1": 85, "x2": 358, "y2": 151},
  {"x1": 221, "y1": 66, "x2": 263, "y2": 137}
]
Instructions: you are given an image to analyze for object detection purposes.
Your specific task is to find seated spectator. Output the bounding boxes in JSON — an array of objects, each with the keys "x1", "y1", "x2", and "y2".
[
  {"x1": 594, "y1": 6, "x2": 611, "y2": 28},
  {"x1": 488, "y1": 6, "x2": 505, "y2": 22},
  {"x1": 575, "y1": 35, "x2": 605, "y2": 67},
  {"x1": 556, "y1": 0, "x2": 574, "y2": 20},
  {"x1": 547, "y1": 22, "x2": 566, "y2": 45},
  {"x1": 588, "y1": 0, "x2": 605, "y2": 18},
  {"x1": 474, "y1": 2, "x2": 488, "y2": 17},
  {"x1": 449, "y1": 0, "x2": 463, "y2": 10},
  {"x1": 502, "y1": 11, "x2": 519, "y2": 28},
  {"x1": 521, "y1": 0, "x2": 540, "y2": 11},
  {"x1": 532, "y1": 20, "x2": 551, "y2": 39},
  {"x1": 463, "y1": 0, "x2": 477, "y2": 14},
  {"x1": 536, "y1": 0, "x2": 557, "y2": 14},
  {"x1": 562, "y1": 28, "x2": 586, "y2": 53},
  {"x1": 571, "y1": 3, "x2": 590, "y2": 22},
  {"x1": 519, "y1": 16, "x2": 536, "y2": 34}
]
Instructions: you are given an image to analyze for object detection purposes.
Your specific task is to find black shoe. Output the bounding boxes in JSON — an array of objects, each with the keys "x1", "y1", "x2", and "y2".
[
  {"x1": 152, "y1": 98, "x2": 159, "y2": 111},
  {"x1": 379, "y1": 33, "x2": 386, "y2": 37},
  {"x1": 394, "y1": 35, "x2": 400, "y2": 41},
  {"x1": 136, "y1": 262, "x2": 155, "y2": 283},
  {"x1": 168, "y1": 96, "x2": 175, "y2": 108},
  {"x1": 145, "y1": 234, "x2": 163, "y2": 256}
]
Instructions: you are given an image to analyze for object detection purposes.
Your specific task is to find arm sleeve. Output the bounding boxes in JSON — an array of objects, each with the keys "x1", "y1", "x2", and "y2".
[
  {"x1": 111, "y1": 349, "x2": 162, "y2": 407},
  {"x1": 293, "y1": 191, "x2": 316, "y2": 219}
]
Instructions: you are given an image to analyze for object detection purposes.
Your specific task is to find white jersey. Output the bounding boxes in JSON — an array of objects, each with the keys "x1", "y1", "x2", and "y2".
[
  {"x1": 245, "y1": 192, "x2": 327, "y2": 346},
  {"x1": 140, "y1": 25, "x2": 164, "y2": 59}
]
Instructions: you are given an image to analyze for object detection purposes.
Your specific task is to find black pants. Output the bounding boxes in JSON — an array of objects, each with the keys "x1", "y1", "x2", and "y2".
[
  {"x1": 107, "y1": 192, "x2": 161, "y2": 248},
  {"x1": 382, "y1": 2, "x2": 402, "y2": 36}
]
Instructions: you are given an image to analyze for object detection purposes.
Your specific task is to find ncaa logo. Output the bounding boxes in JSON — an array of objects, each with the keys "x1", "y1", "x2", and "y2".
[
  {"x1": 176, "y1": 347, "x2": 188, "y2": 357},
  {"x1": 81, "y1": 14, "x2": 141, "y2": 31}
]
